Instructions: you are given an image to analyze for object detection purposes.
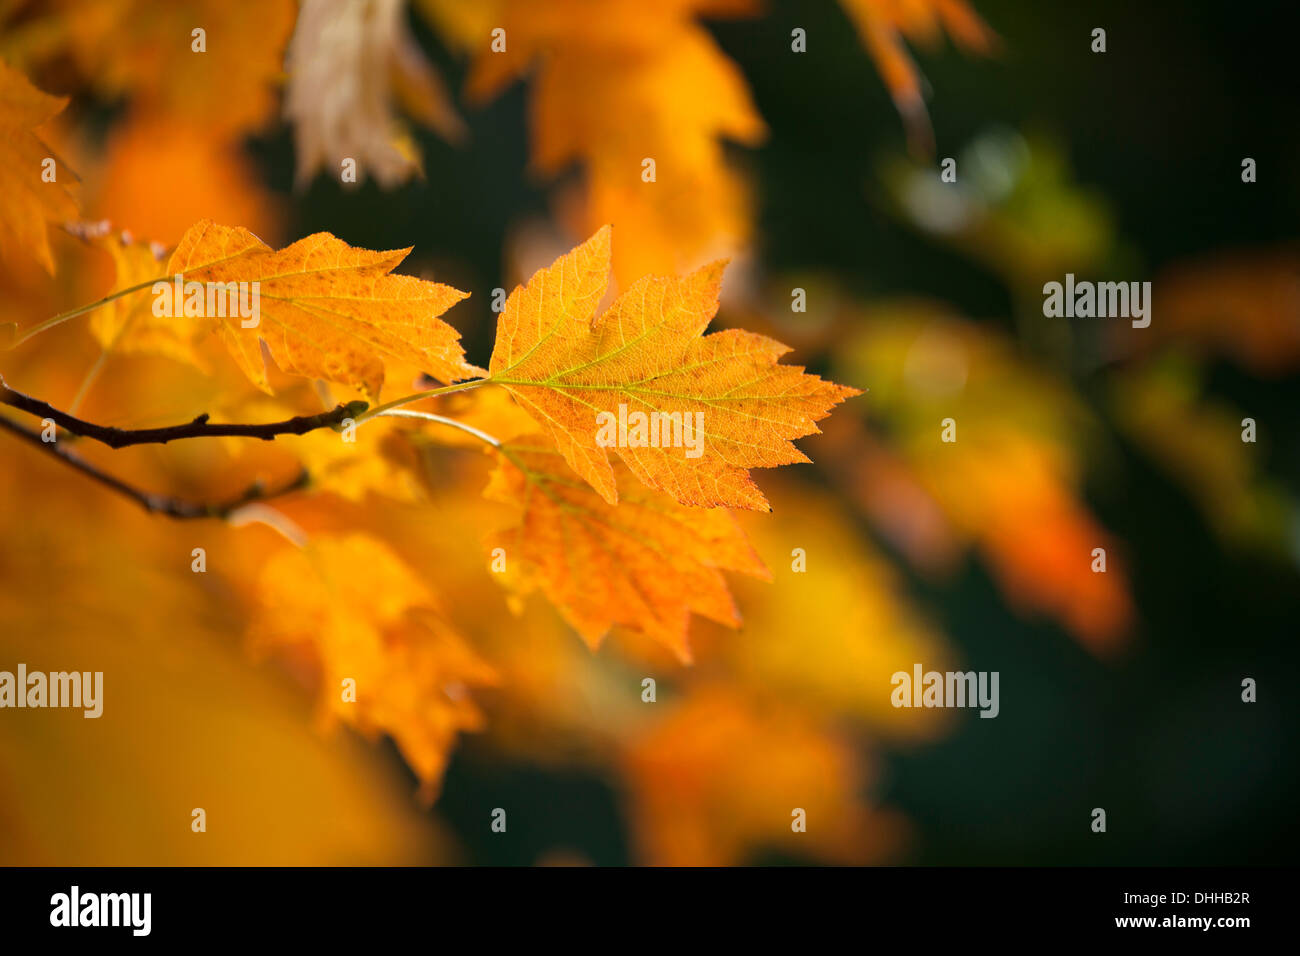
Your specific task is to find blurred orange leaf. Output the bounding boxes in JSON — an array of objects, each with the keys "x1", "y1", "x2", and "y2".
[
  {"x1": 0, "y1": 60, "x2": 77, "y2": 273},
  {"x1": 250, "y1": 532, "x2": 497, "y2": 799},
  {"x1": 839, "y1": 0, "x2": 996, "y2": 150},
  {"x1": 839, "y1": 306, "x2": 1133, "y2": 652},
  {"x1": 433, "y1": 0, "x2": 766, "y2": 281},
  {"x1": 27, "y1": 0, "x2": 295, "y2": 138},
  {"x1": 90, "y1": 114, "x2": 284, "y2": 247},
  {"x1": 1138, "y1": 246, "x2": 1300, "y2": 376},
  {"x1": 83, "y1": 226, "x2": 208, "y2": 370},
  {"x1": 623, "y1": 686, "x2": 898, "y2": 865}
]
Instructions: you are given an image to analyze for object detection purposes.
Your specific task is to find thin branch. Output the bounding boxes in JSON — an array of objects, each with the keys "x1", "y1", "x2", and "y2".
[
  {"x1": 0, "y1": 375, "x2": 366, "y2": 448},
  {"x1": 0, "y1": 415, "x2": 310, "y2": 520}
]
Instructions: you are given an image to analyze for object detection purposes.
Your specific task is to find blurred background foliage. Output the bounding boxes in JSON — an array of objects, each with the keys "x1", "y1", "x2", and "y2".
[{"x1": 1, "y1": 0, "x2": 1297, "y2": 864}]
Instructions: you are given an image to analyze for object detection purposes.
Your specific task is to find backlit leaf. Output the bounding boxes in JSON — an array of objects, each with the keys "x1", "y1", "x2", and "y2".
[
  {"x1": 484, "y1": 434, "x2": 770, "y2": 662},
  {"x1": 167, "y1": 219, "x2": 476, "y2": 396},
  {"x1": 487, "y1": 227, "x2": 860, "y2": 509}
]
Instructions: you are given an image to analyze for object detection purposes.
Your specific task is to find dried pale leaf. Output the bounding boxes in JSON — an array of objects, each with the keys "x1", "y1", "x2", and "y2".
[{"x1": 285, "y1": 0, "x2": 465, "y2": 190}]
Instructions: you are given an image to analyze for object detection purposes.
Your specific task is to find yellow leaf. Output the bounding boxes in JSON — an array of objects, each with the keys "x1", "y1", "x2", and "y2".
[
  {"x1": 167, "y1": 219, "x2": 476, "y2": 396},
  {"x1": 694, "y1": 478, "x2": 955, "y2": 736},
  {"x1": 29, "y1": 0, "x2": 296, "y2": 138},
  {"x1": 219, "y1": 387, "x2": 425, "y2": 503},
  {"x1": 444, "y1": 0, "x2": 766, "y2": 281},
  {"x1": 85, "y1": 227, "x2": 208, "y2": 370},
  {"x1": 487, "y1": 227, "x2": 860, "y2": 509},
  {"x1": 0, "y1": 60, "x2": 78, "y2": 273},
  {"x1": 0, "y1": 456, "x2": 447, "y2": 863},
  {"x1": 250, "y1": 533, "x2": 497, "y2": 799},
  {"x1": 484, "y1": 435, "x2": 770, "y2": 662}
]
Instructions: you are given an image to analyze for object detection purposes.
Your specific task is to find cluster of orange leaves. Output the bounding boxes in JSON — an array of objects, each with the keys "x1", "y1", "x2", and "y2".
[
  {"x1": 13, "y1": 0, "x2": 1270, "y2": 865},
  {"x1": 1, "y1": 30, "x2": 900, "y2": 860}
]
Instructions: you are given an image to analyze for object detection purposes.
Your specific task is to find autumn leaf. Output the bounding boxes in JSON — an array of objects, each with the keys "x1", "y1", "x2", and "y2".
[
  {"x1": 250, "y1": 533, "x2": 497, "y2": 799},
  {"x1": 484, "y1": 434, "x2": 770, "y2": 662},
  {"x1": 429, "y1": 0, "x2": 766, "y2": 281},
  {"x1": 167, "y1": 219, "x2": 477, "y2": 395},
  {"x1": 82, "y1": 225, "x2": 208, "y2": 370},
  {"x1": 285, "y1": 0, "x2": 465, "y2": 189},
  {"x1": 838, "y1": 306, "x2": 1132, "y2": 652},
  {"x1": 93, "y1": 113, "x2": 285, "y2": 246},
  {"x1": 1110, "y1": 358, "x2": 1291, "y2": 550},
  {"x1": 689, "y1": 478, "x2": 955, "y2": 736},
  {"x1": 0, "y1": 477, "x2": 445, "y2": 864},
  {"x1": 0, "y1": 60, "x2": 78, "y2": 273},
  {"x1": 1136, "y1": 245, "x2": 1300, "y2": 376},
  {"x1": 12, "y1": 0, "x2": 297, "y2": 139},
  {"x1": 218, "y1": 387, "x2": 426, "y2": 503},
  {"x1": 486, "y1": 227, "x2": 860, "y2": 510},
  {"x1": 839, "y1": 0, "x2": 996, "y2": 151},
  {"x1": 622, "y1": 686, "x2": 896, "y2": 865}
]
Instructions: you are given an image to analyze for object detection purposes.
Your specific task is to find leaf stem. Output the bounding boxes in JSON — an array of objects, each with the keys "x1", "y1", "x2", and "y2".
[
  {"x1": 226, "y1": 503, "x2": 310, "y2": 546},
  {"x1": 373, "y1": 408, "x2": 501, "y2": 447},
  {"x1": 355, "y1": 378, "x2": 490, "y2": 422},
  {"x1": 9, "y1": 276, "x2": 169, "y2": 348}
]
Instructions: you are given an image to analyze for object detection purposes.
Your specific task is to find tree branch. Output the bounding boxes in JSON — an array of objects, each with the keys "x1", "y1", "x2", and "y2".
[
  {"x1": 0, "y1": 374, "x2": 366, "y2": 448},
  {"x1": 0, "y1": 415, "x2": 310, "y2": 520}
]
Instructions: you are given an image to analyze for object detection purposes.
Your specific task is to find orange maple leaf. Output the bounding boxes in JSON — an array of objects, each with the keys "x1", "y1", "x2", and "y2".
[
  {"x1": 623, "y1": 686, "x2": 892, "y2": 865},
  {"x1": 484, "y1": 435, "x2": 770, "y2": 662},
  {"x1": 431, "y1": 0, "x2": 766, "y2": 281},
  {"x1": 486, "y1": 226, "x2": 860, "y2": 510},
  {"x1": 0, "y1": 60, "x2": 78, "y2": 273},
  {"x1": 18, "y1": 0, "x2": 296, "y2": 138},
  {"x1": 92, "y1": 113, "x2": 285, "y2": 246},
  {"x1": 839, "y1": 0, "x2": 996, "y2": 151},
  {"x1": 250, "y1": 533, "x2": 497, "y2": 799},
  {"x1": 166, "y1": 219, "x2": 477, "y2": 396}
]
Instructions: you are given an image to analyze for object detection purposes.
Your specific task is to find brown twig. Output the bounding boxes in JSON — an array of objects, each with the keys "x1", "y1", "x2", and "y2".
[
  {"x1": 0, "y1": 415, "x2": 310, "y2": 519},
  {"x1": 0, "y1": 374, "x2": 366, "y2": 448}
]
